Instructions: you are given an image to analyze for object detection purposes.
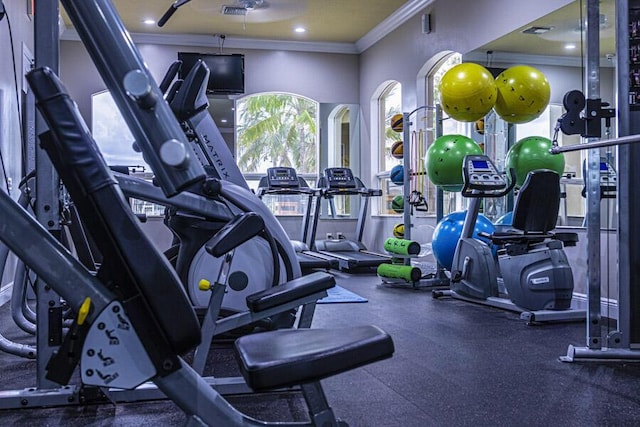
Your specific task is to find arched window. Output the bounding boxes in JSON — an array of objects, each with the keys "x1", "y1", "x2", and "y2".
[
  {"x1": 327, "y1": 104, "x2": 354, "y2": 216},
  {"x1": 427, "y1": 52, "x2": 467, "y2": 214},
  {"x1": 378, "y1": 82, "x2": 402, "y2": 173},
  {"x1": 236, "y1": 92, "x2": 319, "y2": 215},
  {"x1": 328, "y1": 105, "x2": 351, "y2": 170},
  {"x1": 373, "y1": 81, "x2": 402, "y2": 215}
]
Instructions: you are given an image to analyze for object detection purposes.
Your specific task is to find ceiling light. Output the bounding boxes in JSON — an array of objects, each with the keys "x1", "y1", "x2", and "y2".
[
  {"x1": 143, "y1": 19, "x2": 155, "y2": 25},
  {"x1": 221, "y1": 119, "x2": 228, "y2": 123},
  {"x1": 294, "y1": 27, "x2": 306, "y2": 33},
  {"x1": 565, "y1": 43, "x2": 577, "y2": 50}
]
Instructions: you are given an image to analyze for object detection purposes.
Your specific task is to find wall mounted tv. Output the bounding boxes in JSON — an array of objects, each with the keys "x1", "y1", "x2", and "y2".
[{"x1": 178, "y1": 52, "x2": 245, "y2": 95}]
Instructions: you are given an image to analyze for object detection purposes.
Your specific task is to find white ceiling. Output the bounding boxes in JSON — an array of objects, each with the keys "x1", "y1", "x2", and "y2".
[
  {"x1": 68, "y1": 1, "x2": 617, "y2": 128},
  {"x1": 61, "y1": 0, "x2": 616, "y2": 58},
  {"x1": 62, "y1": 0, "x2": 420, "y2": 53},
  {"x1": 476, "y1": 0, "x2": 616, "y2": 59}
]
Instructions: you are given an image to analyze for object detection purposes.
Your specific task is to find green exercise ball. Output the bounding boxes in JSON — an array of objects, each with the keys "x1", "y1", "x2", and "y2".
[
  {"x1": 425, "y1": 134, "x2": 483, "y2": 192},
  {"x1": 505, "y1": 136, "x2": 565, "y2": 187},
  {"x1": 391, "y1": 195, "x2": 404, "y2": 213},
  {"x1": 494, "y1": 65, "x2": 550, "y2": 124},
  {"x1": 439, "y1": 63, "x2": 497, "y2": 122}
]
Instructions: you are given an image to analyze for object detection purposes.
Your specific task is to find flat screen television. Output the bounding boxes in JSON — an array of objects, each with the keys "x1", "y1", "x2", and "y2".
[{"x1": 178, "y1": 52, "x2": 245, "y2": 95}]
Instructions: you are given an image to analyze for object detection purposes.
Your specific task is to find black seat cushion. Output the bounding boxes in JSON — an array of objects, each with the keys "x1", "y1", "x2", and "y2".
[{"x1": 234, "y1": 325, "x2": 394, "y2": 391}]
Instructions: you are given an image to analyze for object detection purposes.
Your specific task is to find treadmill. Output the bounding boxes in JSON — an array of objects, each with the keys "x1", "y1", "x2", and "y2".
[
  {"x1": 311, "y1": 167, "x2": 392, "y2": 272},
  {"x1": 257, "y1": 167, "x2": 339, "y2": 272}
]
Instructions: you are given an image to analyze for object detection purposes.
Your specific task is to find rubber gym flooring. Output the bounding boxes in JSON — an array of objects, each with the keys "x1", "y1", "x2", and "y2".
[{"x1": 1, "y1": 270, "x2": 640, "y2": 426}]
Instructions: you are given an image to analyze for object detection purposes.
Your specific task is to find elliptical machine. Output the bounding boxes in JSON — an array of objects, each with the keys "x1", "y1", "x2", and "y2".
[
  {"x1": 113, "y1": 60, "x2": 301, "y2": 317},
  {"x1": 433, "y1": 154, "x2": 584, "y2": 323}
]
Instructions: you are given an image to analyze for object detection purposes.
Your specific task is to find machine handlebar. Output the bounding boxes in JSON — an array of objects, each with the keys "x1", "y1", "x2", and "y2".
[{"x1": 460, "y1": 155, "x2": 516, "y2": 198}]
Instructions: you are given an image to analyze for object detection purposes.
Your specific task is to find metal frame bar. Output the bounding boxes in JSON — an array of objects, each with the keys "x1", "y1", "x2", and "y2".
[
  {"x1": 434, "y1": 290, "x2": 586, "y2": 325},
  {"x1": 550, "y1": 133, "x2": 640, "y2": 153},
  {"x1": 33, "y1": 0, "x2": 64, "y2": 392},
  {"x1": 60, "y1": 0, "x2": 205, "y2": 198},
  {"x1": 561, "y1": 0, "x2": 640, "y2": 362},
  {"x1": 584, "y1": 0, "x2": 604, "y2": 351}
]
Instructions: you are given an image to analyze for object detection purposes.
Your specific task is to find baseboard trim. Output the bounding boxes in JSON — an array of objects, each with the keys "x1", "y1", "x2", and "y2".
[{"x1": 571, "y1": 292, "x2": 619, "y2": 319}]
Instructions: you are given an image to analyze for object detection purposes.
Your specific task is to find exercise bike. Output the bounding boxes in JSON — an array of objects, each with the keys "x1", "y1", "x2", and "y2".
[{"x1": 433, "y1": 154, "x2": 585, "y2": 324}]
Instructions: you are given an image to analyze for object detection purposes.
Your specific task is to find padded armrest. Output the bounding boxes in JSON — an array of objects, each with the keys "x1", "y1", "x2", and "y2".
[
  {"x1": 205, "y1": 213, "x2": 265, "y2": 257},
  {"x1": 246, "y1": 271, "x2": 335, "y2": 313},
  {"x1": 235, "y1": 325, "x2": 394, "y2": 391}
]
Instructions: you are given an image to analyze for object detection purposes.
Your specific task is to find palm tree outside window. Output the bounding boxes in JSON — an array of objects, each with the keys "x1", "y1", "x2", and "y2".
[{"x1": 236, "y1": 92, "x2": 319, "y2": 216}]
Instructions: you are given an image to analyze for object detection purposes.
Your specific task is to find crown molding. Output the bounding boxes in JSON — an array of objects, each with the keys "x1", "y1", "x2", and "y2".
[
  {"x1": 61, "y1": 1, "x2": 430, "y2": 55},
  {"x1": 462, "y1": 50, "x2": 616, "y2": 68},
  {"x1": 60, "y1": 28, "x2": 359, "y2": 54},
  {"x1": 355, "y1": 0, "x2": 436, "y2": 53}
]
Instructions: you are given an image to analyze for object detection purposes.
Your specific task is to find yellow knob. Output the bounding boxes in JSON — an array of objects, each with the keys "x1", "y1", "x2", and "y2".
[
  {"x1": 198, "y1": 279, "x2": 211, "y2": 291},
  {"x1": 77, "y1": 297, "x2": 91, "y2": 325}
]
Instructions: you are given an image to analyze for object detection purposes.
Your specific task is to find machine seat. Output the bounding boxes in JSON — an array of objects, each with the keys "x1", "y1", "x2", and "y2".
[
  {"x1": 488, "y1": 169, "x2": 578, "y2": 252},
  {"x1": 511, "y1": 169, "x2": 561, "y2": 233},
  {"x1": 246, "y1": 271, "x2": 335, "y2": 313},
  {"x1": 234, "y1": 325, "x2": 394, "y2": 391}
]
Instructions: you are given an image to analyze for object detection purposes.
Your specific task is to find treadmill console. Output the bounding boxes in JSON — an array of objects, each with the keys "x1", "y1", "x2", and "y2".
[
  {"x1": 463, "y1": 155, "x2": 508, "y2": 191},
  {"x1": 324, "y1": 168, "x2": 357, "y2": 189},
  {"x1": 599, "y1": 161, "x2": 617, "y2": 197},
  {"x1": 266, "y1": 167, "x2": 300, "y2": 189},
  {"x1": 582, "y1": 158, "x2": 616, "y2": 199}
]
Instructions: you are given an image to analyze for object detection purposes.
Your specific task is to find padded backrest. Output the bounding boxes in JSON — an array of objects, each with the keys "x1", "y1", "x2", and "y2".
[
  {"x1": 27, "y1": 67, "x2": 201, "y2": 357},
  {"x1": 512, "y1": 170, "x2": 561, "y2": 233}
]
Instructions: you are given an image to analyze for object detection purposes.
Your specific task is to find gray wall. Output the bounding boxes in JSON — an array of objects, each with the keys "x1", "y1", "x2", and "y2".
[
  {"x1": 60, "y1": 41, "x2": 360, "y2": 126},
  {"x1": 356, "y1": 0, "x2": 575, "y2": 252},
  {"x1": 0, "y1": 0, "x2": 33, "y2": 199},
  {"x1": 0, "y1": 0, "x2": 34, "y2": 287},
  {"x1": 357, "y1": 0, "x2": 574, "y2": 189}
]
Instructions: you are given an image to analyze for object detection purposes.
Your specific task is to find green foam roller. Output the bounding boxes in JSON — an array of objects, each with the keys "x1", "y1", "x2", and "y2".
[
  {"x1": 377, "y1": 264, "x2": 421, "y2": 282},
  {"x1": 384, "y1": 238, "x2": 421, "y2": 256}
]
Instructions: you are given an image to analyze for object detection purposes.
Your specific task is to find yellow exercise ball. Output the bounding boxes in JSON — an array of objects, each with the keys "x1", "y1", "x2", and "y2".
[
  {"x1": 494, "y1": 65, "x2": 551, "y2": 124},
  {"x1": 474, "y1": 118, "x2": 485, "y2": 135},
  {"x1": 393, "y1": 223, "x2": 405, "y2": 239},
  {"x1": 439, "y1": 63, "x2": 497, "y2": 122},
  {"x1": 390, "y1": 114, "x2": 404, "y2": 133}
]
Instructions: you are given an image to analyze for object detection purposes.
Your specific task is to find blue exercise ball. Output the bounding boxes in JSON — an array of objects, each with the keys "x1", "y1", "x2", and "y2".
[
  {"x1": 495, "y1": 211, "x2": 513, "y2": 226},
  {"x1": 390, "y1": 164, "x2": 404, "y2": 185},
  {"x1": 432, "y1": 211, "x2": 495, "y2": 271}
]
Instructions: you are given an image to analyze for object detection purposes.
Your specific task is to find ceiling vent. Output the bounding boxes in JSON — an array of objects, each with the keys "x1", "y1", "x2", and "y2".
[
  {"x1": 222, "y1": 6, "x2": 248, "y2": 16},
  {"x1": 522, "y1": 26, "x2": 554, "y2": 35}
]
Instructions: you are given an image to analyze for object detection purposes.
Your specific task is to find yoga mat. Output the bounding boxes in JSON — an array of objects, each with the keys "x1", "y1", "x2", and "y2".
[{"x1": 318, "y1": 285, "x2": 368, "y2": 304}]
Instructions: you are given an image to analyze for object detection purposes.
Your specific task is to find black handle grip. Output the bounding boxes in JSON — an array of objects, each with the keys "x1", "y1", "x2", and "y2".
[
  {"x1": 159, "y1": 60, "x2": 182, "y2": 94},
  {"x1": 158, "y1": 5, "x2": 178, "y2": 27}
]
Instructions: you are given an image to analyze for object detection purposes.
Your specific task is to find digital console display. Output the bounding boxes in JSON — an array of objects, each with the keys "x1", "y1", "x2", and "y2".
[{"x1": 472, "y1": 160, "x2": 489, "y2": 169}]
